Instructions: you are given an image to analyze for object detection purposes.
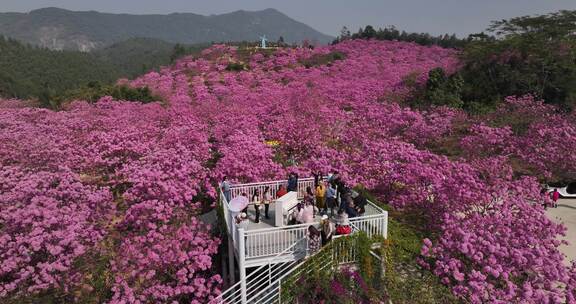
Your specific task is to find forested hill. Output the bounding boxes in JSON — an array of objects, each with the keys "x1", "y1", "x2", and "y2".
[
  {"x1": 0, "y1": 36, "x2": 120, "y2": 101},
  {"x1": 0, "y1": 7, "x2": 333, "y2": 51},
  {"x1": 0, "y1": 36, "x2": 205, "y2": 106},
  {"x1": 94, "y1": 38, "x2": 207, "y2": 77}
]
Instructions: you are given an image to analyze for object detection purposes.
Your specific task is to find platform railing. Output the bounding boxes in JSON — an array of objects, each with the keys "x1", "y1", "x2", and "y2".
[
  {"x1": 229, "y1": 177, "x2": 315, "y2": 201},
  {"x1": 221, "y1": 178, "x2": 388, "y2": 259},
  {"x1": 242, "y1": 208, "x2": 387, "y2": 259},
  {"x1": 244, "y1": 223, "x2": 310, "y2": 258}
]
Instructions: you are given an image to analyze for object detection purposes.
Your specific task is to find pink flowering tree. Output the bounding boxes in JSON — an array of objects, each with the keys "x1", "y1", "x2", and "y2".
[{"x1": 2, "y1": 39, "x2": 575, "y2": 303}]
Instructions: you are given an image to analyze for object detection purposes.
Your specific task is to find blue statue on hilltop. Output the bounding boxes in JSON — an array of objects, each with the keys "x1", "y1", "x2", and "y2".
[{"x1": 260, "y1": 35, "x2": 268, "y2": 49}]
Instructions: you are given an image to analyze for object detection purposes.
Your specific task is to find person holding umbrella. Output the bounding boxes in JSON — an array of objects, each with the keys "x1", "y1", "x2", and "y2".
[{"x1": 228, "y1": 193, "x2": 249, "y2": 218}]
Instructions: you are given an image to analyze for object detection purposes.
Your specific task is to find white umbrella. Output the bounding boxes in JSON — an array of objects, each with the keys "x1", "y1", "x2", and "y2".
[{"x1": 229, "y1": 195, "x2": 249, "y2": 212}]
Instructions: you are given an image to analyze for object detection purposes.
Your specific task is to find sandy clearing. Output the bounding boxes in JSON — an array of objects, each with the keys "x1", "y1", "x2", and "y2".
[{"x1": 546, "y1": 198, "x2": 576, "y2": 265}]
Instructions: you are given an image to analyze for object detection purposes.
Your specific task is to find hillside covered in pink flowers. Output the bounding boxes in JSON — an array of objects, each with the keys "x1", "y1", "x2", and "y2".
[{"x1": 1, "y1": 40, "x2": 576, "y2": 303}]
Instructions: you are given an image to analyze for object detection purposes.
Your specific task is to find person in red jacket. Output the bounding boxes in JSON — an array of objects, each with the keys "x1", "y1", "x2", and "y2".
[
  {"x1": 335, "y1": 209, "x2": 351, "y2": 235},
  {"x1": 276, "y1": 185, "x2": 287, "y2": 198},
  {"x1": 551, "y1": 189, "x2": 560, "y2": 208}
]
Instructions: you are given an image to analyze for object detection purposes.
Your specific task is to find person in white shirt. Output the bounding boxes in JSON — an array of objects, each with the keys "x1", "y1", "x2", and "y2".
[
  {"x1": 262, "y1": 186, "x2": 272, "y2": 219},
  {"x1": 296, "y1": 200, "x2": 318, "y2": 224}
]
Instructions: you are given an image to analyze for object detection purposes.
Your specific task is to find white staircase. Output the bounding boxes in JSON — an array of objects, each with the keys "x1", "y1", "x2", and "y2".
[
  {"x1": 211, "y1": 238, "x2": 308, "y2": 304},
  {"x1": 211, "y1": 231, "x2": 365, "y2": 304}
]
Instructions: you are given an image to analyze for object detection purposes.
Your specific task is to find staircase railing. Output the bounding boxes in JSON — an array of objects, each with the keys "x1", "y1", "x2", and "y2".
[
  {"x1": 271, "y1": 234, "x2": 365, "y2": 304},
  {"x1": 214, "y1": 230, "x2": 381, "y2": 304},
  {"x1": 210, "y1": 238, "x2": 308, "y2": 304}
]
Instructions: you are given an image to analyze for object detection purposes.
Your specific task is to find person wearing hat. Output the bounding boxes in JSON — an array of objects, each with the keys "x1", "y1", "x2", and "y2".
[
  {"x1": 335, "y1": 209, "x2": 351, "y2": 235},
  {"x1": 320, "y1": 214, "x2": 335, "y2": 245}
]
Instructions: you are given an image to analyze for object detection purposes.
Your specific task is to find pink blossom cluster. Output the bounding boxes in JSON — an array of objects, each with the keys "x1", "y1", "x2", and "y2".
[
  {"x1": 460, "y1": 95, "x2": 576, "y2": 180},
  {"x1": 0, "y1": 98, "x2": 220, "y2": 301},
  {"x1": 0, "y1": 167, "x2": 114, "y2": 297}
]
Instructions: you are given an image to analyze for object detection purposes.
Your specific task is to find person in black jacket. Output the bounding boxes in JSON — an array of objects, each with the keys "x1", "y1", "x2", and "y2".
[
  {"x1": 313, "y1": 171, "x2": 323, "y2": 187},
  {"x1": 287, "y1": 172, "x2": 298, "y2": 192}
]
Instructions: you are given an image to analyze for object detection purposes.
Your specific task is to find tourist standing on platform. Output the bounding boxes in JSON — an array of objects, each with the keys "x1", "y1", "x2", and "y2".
[
  {"x1": 297, "y1": 200, "x2": 317, "y2": 224},
  {"x1": 335, "y1": 209, "x2": 351, "y2": 235},
  {"x1": 328, "y1": 171, "x2": 339, "y2": 184},
  {"x1": 329, "y1": 171, "x2": 345, "y2": 204},
  {"x1": 287, "y1": 172, "x2": 298, "y2": 192},
  {"x1": 315, "y1": 181, "x2": 327, "y2": 214},
  {"x1": 313, "y1": 171, "x2": 323, "y2": 187},
  {"x1": 277, "y1": 184, "x2": 287, "y2": 198},
  {"x1": 343, "y1": 196, "x2": 359, "y2": 218},
  {"x1": 320, "y1": 215, "x2": 335, "y2": 245},
  {"x1": 305, "y1": 187, "x2": 316, "y2": 217},
  {"x1": 252, "y1": 190, "x2": 262, "y2": 223},
  {"x1": 262, "y1": 186, "x2": 272, "y2": 219},
  {"x1": 307, "y1": 225, "x2": 321, "y2": 254},
  {"x1": 326, "y1": 183, "x2": 337, "y2": 216},
  {"x1": 221, "y1": 176, "x2": 231, "y2": 202},
  {"x1": 241, "y1": 192, "x2": 249, "y2": 213},
  {"x1": 305, "y1": 186, "x2": 315, "y2": 203}
]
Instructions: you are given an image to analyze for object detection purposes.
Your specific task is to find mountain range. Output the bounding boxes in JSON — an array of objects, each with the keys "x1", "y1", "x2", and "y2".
[{"x1": 0, "y1": 7, "x2": 333, "y2": 51}]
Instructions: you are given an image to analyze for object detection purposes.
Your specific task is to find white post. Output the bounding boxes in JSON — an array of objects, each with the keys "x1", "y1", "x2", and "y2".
[
  {"x1": 228, "y1": 236, "x2": 235, "y2": 286},
  {"x1": 268, "y1": 261, "x2": 272, "y2": 285},
  {"x1": 384, "y1": 212, "x2": 388, "y2": 239},
  {"x1": 238, "y1": 228, "x2": 247, "y2": 304}
]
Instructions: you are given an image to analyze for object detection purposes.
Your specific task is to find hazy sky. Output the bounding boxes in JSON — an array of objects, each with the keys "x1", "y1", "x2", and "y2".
[{"x1": 2, "y1": 0, "x2": 575, "y2": 37}]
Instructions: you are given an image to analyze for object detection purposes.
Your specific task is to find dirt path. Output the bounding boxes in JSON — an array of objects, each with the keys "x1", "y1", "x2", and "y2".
[{"x1": 546, "y1": 198, "x2": 576, "y2": 265}]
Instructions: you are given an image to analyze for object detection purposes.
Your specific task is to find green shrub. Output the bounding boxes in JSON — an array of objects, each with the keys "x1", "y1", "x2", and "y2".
[
  {"x1": 225, "y1": 62, "x2": 248, "y2": 71},
  {"x1": 300, "y1": 51, "x2": 346, "y2": 68},
  {"x1": 59, "y1": 82, "x2": 161, "y2": 106}
]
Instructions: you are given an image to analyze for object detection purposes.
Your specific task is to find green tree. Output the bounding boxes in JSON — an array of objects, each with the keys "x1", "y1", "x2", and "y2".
[
  {"x1": 360, "y1": 25, "x2": 377, "y2": 39},
  {"x1": 170, "y1": 44, "x2": 187, "y2": 63},
  {"x1": 277, "y1": 36, "x2": 285, "y2": 47},
  {"x1": 460, "y1": 10, "x2": 576, "y2": 110},
  {"x1": 340, "y1": 26, "x2": 351, "y2": 40},
  {"x1": 424, "y1": 68, "x2": 464, "y2": 108}
]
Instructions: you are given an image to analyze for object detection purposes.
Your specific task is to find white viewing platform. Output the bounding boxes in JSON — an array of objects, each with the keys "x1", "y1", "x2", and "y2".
[{"x1": 219, "y1": 177, "x2": 388, "y2": 303}]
